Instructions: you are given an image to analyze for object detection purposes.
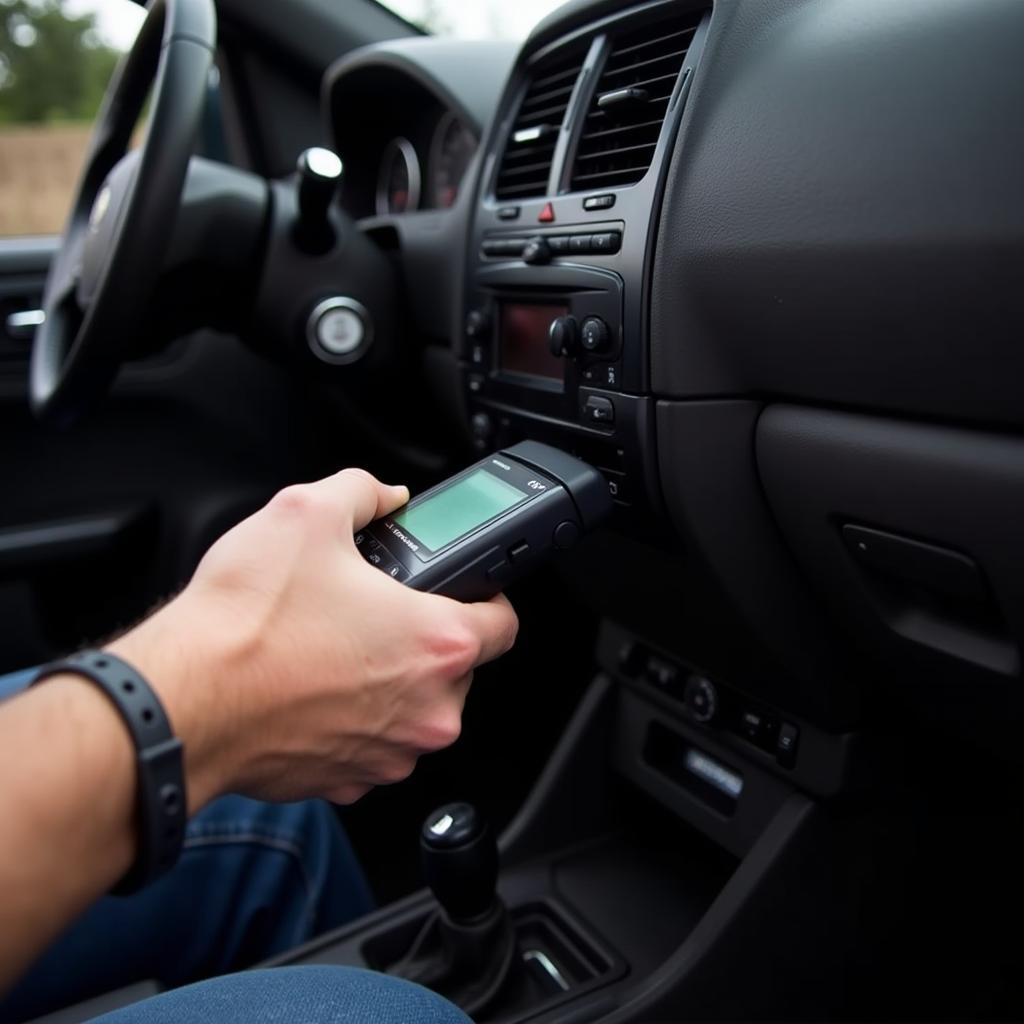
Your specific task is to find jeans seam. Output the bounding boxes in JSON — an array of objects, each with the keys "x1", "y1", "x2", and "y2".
[{"x1": 182, "y1": 831, "x2": 317, "y2": 941}]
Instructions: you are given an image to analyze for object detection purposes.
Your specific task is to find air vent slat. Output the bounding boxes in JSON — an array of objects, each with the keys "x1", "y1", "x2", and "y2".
[
  {"x1": 494, "y1": 47, "x2": 587, "y2": 201},
  {"x1": 569, "y1": 14, "x2": 701, "y2": 193},
  {"x1": 603, "y1": 26, "x2": 696, "y2": 65}
]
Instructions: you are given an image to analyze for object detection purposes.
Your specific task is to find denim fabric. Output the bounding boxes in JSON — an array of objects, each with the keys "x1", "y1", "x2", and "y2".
[
  {"x1": 89, "y1": 967, "x2": 473, "y2": 1024},
  {"x1": 0, "y1": 670, "x2": 375, "y2": 1023}
]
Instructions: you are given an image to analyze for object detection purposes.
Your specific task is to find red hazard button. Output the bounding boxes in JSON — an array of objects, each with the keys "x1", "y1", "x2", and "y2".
[{"x1": 538, "y1": 202, "x2": 555, "y2": 223}]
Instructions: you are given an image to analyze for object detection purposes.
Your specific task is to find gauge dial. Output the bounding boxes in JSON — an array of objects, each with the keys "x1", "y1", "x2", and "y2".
[
  {"x1": 429, "y1": 113, "x2": 477, "y2": 209},
  {"x1": 376, "y1": 138, "x2": 421, "y2": 216}
]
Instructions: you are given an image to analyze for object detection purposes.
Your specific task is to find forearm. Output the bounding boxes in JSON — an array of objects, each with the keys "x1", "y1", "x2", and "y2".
[{"x1": 0, "y1": 677, "x2": 136, "y2": 993}]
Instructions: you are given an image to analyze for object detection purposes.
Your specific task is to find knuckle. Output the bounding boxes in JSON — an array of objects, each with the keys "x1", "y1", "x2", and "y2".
[
  {"x1": 427, "y1": 620, "x2": 481, "y2": 676},
  {"x1": 380, "y1": 757, "x2": 417, "y2": 785},
  {"x1": 270, "y1": 484, "x2": 314, "y2": 517},
  {"x1": 419, "y1": 708, "x2": 463, "y2": 751}
]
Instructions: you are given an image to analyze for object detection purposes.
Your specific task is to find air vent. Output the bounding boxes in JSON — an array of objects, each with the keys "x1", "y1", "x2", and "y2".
[
  {"x1": 570, "y1": 15, "x2": 700, "y2": 192},
  {"x1": 494, "y1": 48, "x2": 586, "y2": 201}
]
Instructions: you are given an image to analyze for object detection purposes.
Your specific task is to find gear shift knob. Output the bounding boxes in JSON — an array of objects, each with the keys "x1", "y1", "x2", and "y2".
[
  {"x1": 295, "y1": 147, "x2": 342, "y2": 252},
  {"x1": 421, "y1": 802, "x2": 498, "y2": 923}
]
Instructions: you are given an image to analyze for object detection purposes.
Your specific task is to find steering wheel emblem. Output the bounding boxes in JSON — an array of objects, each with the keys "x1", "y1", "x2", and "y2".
[{"x1": 89, "y1": 185, "x2": 112, "y2": 232}]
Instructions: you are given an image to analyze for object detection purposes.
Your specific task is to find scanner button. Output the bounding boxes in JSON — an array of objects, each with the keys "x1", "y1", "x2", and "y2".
[
  {"x1": 509, "y1": 541, "x2": 530, "y2": 562},
  {"x1": 386, "y1": 563, "x2": 410, "y2": 583},
  {"x1": 553, "y1": 521, "x2": 580, "y2": 549},
  {"x1": 365, "y1": 547, "x2": 394, "y2": 571},
  {"x1": 486, "y1": 560, "x2": 512, "y2": 583}
]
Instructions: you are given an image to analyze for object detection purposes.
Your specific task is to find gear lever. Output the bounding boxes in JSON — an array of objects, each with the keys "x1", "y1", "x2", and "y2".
[
  {"x1": 390, "y1": 802, "x2": 518, "y2": 1018},
  {"x1": 294, "y1": 147, "x2": 342, "y2": 253},
  {"x1": 421, "y1": 802, "x2": 498, "y2": 922}
]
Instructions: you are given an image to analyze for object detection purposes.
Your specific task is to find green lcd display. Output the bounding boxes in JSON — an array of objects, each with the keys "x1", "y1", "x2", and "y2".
[{"x1": 392, "y1": 469, "x2": 526, "y2": 553}]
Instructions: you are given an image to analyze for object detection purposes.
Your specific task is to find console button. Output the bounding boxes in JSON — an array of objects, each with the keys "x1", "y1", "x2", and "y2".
[
  {"x1": 590, "y1": 231, "x2": 622, "y2": 254},
  {"x1": 465, "y1": 309, "x2": 489, "y2": 338},
  {"x1": 646, "y1": 655, "x2": 680, "y2": 690},
  {"x1": 777, "y1": 722, "x2": 800, "y2": 768},
  {"x1": 583, "y1": 193, "x2": 616, "y2": 211},
  {"x1": 538, "y1": 202, "x2": 556, "y2": 223},
  {"x1": 549, "y1": 315, "x2": 580, "y2": 357},
  {"x1": 683, "y1": 675, "x2": 719, "y2": 724},
  {"x1": 569, "y1": 234, "x2": 592, "y2": 253},
  {"x1": 522, "y1": 237, "x2": 553, "y2": 264},
  {"x1": 470, "y1": 412, "x2": 493, "y2": 444},
  {"x1": 547, "y1": 235, "x2": 571, "y2": 254},
  {"x1": 583, "y1": 395, "x2": 615, "y2": 425},
  {"x1": 497, "y1": 206, "x2": 520, "y2": 220},
  {"x1": 467, "y1": 374, "x2": 485, "y2": 394},
  {"x1": 553, "y1": 520, "x2": 580, "y2": 549},
  {"x1": 607, "y1": 475, "x2": 631, "y2": 505},
  {"x1": 580, "y1": 316, "x2": 610, "y2": 352}
]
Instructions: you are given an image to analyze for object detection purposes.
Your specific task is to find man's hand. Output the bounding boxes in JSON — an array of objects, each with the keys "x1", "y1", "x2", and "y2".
[{"x1": 110, "y1": 469, "x2": 520, "y2": 810}]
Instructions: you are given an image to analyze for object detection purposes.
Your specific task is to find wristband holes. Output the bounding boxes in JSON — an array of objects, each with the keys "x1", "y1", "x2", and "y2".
[
  {"x1": 142, "y1": 708, "x2": 154, "y2": 724},
  {"x1": 122, "y1": 680, "x2": 135, "y2": 693},
  {"x1": 160, "y1": 785, "x2": 182, "y2": 815},
  {"x1": 94, "y1": 658, "x2": 109, "y2": 669}
]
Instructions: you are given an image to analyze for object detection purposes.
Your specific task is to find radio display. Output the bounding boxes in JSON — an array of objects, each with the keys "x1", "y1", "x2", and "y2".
[{"x1": 499, "y1": 303, "x2": 567, "y2": 384}]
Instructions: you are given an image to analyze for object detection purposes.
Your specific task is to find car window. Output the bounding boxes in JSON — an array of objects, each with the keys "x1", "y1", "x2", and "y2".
[
  {"x1": 376, "y1": 0, "x2": 568, "y2": 39},
  {"x1": 0, "y1": 0, "x2": 145, "y2": 236}
]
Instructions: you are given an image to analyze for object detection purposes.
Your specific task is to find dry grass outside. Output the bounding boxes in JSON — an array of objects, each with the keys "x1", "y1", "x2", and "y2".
[{"x1": 0, "y1": 123, "x2": 92, "y2": 237}]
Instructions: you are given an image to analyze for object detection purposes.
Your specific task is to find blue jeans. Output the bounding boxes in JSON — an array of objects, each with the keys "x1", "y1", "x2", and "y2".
[
  {"x1": 89, "y1": 967, "x2": 471, "y2": 1024},
  {"x1": 0, "y1": 671, "x2": 376, "y2": 1023}
]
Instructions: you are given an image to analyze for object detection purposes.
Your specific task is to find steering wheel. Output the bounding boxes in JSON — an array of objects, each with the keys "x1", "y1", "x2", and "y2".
[{"x1": 31, "y1": 0, "x2": 216, "y2": 424}]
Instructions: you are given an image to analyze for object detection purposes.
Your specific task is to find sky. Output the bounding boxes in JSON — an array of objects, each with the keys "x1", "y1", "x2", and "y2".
[{"x1": 61, "y1": 0, "x2": 569, "y2": 52}]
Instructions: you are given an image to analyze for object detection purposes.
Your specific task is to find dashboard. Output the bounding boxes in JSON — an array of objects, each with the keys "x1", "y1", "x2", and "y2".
[{"x1": 319, "y1": 0, "x2": 1024, "y2": 779}]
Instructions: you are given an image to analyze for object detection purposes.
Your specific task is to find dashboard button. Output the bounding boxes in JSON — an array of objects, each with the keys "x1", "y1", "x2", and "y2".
[
  {"x1": 580, "y1": 316, "x2": 610, "y2": 352},
  {"x1": 777, "y1": 722, "x2": 800, "y2": 768},
  {"x1": 569, "y1": 234, "x2": 592, "y2": 253},
  {"x1": 583, "y1": 395, "x2": 615, "y2": 425},
  {"x1": 583, "y1": 193, "x2": 616, "y2": 211},
  {"x1": 547, "y1": 235, "x2": 571, "y2": 254},
  {"x1": 605, "y1": 472, "x2": 630, "y2": 503},
  {"x1": 466, "y1": 309, "x2": 490, "y2": 338},
  {"x1": 467, "y1": 374, "x2": 485, "y2": 394},
  {"x1": 538, "y1": 202, "x2": 556, "y2": 223},
  {"x1": 683, "y1": 675, "x2": 719, "y2": 724},
  {"x1": 522, "y1": 237, "x2": 553, "y2": 264},
  {"x1": 590, "y1": 231, "x2": 621, "y2": 254},
  {"x1": 549, "y1": 315, "x2": 580, "y2": 357},
  {"x1": 497, "y1": 206, "x2": 520, "y2": 220}
]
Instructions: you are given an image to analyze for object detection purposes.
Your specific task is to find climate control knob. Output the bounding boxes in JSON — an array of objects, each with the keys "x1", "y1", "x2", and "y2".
[
  {"x1": 548, "y1": 315, "x2": 580, "y2": 357},
  {"x1": 580, "y1": 316, "x2": 610, "y2": 353}
]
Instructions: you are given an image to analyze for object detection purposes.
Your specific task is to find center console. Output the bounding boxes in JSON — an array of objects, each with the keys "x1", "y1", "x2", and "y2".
[{"x1": 458, "y1": 2, "x2": 712, "y2": 517}]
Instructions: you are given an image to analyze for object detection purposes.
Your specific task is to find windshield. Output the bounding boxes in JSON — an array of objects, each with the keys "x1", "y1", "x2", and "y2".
[{"x1": 379, "y1": 0, "x2": 569, "y2": 39}]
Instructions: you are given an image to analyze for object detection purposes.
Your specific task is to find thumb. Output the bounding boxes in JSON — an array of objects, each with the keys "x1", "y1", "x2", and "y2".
[{"x1": 314, "y1": 468, "x2": 409, "y2": 533}]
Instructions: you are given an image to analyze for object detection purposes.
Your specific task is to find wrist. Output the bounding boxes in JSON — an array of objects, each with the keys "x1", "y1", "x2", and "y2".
[{"x1": 106, "y1": 597, "x2": 240, "y2": 813}]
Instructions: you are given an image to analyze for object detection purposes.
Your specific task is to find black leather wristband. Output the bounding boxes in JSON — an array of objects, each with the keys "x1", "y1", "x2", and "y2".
[{"x1": 32, "y1": 649, "x2": 187, "y2": 895}]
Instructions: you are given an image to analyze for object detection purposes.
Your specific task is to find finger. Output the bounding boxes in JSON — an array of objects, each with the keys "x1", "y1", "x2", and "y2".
[
  {"x1": 311, "y1": 468, "x2": 409, "y2": 532},
  {"x1": 457, "y1": 593, "x2": 519, "y2": 666}
]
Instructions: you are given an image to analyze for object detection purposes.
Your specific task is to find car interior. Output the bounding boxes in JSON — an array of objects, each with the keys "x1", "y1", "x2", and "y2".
[{"x1": 3, "y1": 0, "x2": 1024, "y2": 1020}]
